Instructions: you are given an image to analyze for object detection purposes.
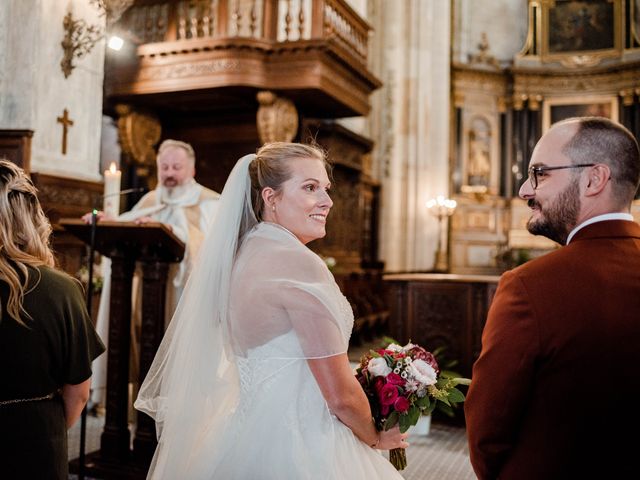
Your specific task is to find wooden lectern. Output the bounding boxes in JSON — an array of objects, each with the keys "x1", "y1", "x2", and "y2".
[{"x1": 61, "y1": 219, "x2": 185, "y2": 479}]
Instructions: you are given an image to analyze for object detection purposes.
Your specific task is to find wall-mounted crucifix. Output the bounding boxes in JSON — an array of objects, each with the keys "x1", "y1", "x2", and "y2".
[{"x1": 56, "y1": 108, "x2": 74, "y2": 155}]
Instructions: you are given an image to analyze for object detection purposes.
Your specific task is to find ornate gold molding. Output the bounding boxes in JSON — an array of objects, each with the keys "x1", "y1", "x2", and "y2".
[
  {"x1": 256, "y1": 91, "x2": 299, "y2": 144},
  {"x1": 116, "y1": 105, "x2": 161, "y2": 166},
  {"x1": 513, "y1": 63, "x2": 640, "y2": 97},
  {"x1": 137, "y1": 59, "x2": 244, "y2": 82},
  {"x1": 528, "y1": 94, "x2": 543, "y2": 111},
  {"x1": 620, "y1": 88, "x2": 635, "y2": 106},
  {"x1": 512, "y1": 94, "x2": 528, "y2": 111},
  {"x1": 497, "y1": 96, "x2": 508, "y2": 113},
  {"x1": 452, "y1": 65, "x2": 508, "y2": 97}
]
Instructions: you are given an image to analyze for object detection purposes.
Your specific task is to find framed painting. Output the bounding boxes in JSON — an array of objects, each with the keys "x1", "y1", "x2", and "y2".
[
  {"x1": 542, "y1": 96, "x2": 619, "y2": 133},
  {"x1": 541, "y1": 0, "x2": 622, "y2": 63},
  {"x1": 634, "y1": 0, "x2": 640, "y2": 45}
]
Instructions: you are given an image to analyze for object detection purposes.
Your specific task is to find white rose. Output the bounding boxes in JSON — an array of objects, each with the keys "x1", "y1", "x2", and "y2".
[
  {"x1": 409, "y1": 359, "x2": 438, "y2": 385},
  {"x1": 368, "y1": 357, "x2": 392, "y2": 377},
  {"x1": 386, "y1": 343, "x2": 403, "y2": 352}
]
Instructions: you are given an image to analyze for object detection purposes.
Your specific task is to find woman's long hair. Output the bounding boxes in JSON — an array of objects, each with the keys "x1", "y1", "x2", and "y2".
[{"x1": 0, "y1": 160, "x2": 55, "y2": 325}]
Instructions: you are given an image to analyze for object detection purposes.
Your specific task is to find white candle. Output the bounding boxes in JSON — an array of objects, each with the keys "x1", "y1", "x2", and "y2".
[{"x1": 103, "y1": 162, "x2": 122, "y2": 217}]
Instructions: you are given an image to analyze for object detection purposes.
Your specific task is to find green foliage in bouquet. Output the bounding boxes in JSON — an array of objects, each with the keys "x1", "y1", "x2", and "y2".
[{"x1": 357, "y1": 339, "x2": 470, "y2": 470}]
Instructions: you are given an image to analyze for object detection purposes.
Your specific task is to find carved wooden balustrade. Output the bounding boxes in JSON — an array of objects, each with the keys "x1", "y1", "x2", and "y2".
[{"x1": 106, "y1": 0, "x2": 380, "y2": 117}]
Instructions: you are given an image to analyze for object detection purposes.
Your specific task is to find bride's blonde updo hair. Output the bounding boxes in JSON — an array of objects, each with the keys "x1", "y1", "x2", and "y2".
[
  {"x1": 0, "y1": 160, "x2": 55, "y2": 325},
  {"x1": 248, "y1": 142, "x2": 328, "y2": 221}
]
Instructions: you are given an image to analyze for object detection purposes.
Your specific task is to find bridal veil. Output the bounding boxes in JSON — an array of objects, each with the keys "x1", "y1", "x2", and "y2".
[{"x1": 134, "y1": 154, "x2": 258, "y2": 478}]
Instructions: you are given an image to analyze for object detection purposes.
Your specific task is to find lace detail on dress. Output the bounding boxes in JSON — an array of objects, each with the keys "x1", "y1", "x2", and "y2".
[{"x1": 337, "y1": 292, "x2": 355, "y2": 343}]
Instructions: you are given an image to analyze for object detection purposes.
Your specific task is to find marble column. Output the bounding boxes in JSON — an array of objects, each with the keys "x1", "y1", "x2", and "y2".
[{"x1": 368, "y1": 0, "x2": 452, "y2": 271}]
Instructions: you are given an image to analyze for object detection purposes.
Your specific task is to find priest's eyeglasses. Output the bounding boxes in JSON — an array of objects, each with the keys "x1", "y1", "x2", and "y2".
[{"x1": 527, "y1": 164, "x2": 595, "y2": 190}]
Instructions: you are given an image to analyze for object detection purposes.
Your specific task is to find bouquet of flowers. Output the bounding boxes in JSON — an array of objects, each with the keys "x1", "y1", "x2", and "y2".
[{"x1": 355, "y1": 341, "x2": 470, "y2": 470}]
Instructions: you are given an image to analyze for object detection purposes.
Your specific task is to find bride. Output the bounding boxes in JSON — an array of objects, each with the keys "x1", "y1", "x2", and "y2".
[{"x1": 135, "y1": 142, "x2": 407, "y2": 479}]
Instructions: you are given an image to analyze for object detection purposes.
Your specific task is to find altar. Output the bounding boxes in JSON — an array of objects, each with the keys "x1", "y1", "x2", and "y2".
[{"x1": 384, "y1": 273, "x2": 500, "y2": 377}]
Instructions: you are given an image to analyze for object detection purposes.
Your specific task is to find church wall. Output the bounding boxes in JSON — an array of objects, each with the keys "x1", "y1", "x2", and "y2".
[
  {"x1": 0, "y1": 0, "x2": 105, "y2": 181},
  {"x1": 452, "y1": 0, "x2": 528, "y2": 65},
  {"x1": 0, "y1": 1, "x2": 39, "y2": 130}
]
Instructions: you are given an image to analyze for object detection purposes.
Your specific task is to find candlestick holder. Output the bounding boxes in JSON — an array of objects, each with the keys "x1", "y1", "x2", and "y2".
[{"x1": 426, "y1": 195, "x2": 457, "y2": 272}]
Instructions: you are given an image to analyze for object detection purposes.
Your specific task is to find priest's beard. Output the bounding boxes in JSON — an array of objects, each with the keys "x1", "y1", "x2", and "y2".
[
  {"x1": 526, "y1": 177, "x2": 580, "y2": 245},
  {"x1": 160, "y1": 180, "x2": 193, "y2": 203}
]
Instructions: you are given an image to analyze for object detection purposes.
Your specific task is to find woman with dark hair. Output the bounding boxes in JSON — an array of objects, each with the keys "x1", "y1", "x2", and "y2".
[{"x1": 0, "y1": 160, "x2": 105, "y2": 479}]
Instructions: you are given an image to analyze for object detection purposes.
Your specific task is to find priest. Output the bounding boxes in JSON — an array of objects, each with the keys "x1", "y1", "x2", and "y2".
[{"x1": 84, "y1": 139, "x2": 219, "y2": 408}]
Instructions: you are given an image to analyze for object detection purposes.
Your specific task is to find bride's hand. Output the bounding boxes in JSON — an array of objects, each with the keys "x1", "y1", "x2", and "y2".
[{"x1": 374, "y1": 425, "x2": 409, "y2": 450}]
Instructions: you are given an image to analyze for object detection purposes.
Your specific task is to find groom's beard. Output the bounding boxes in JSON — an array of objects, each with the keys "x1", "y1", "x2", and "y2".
[{"x1": 526, "y1": 177, "x2": 580, "y2": 245}]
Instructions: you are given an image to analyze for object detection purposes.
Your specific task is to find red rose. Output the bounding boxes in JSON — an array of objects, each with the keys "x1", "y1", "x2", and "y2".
[
  {"x1": 373, "y1": 377, "x2": 385, "y2": 392},
  {"x1": 386, "y1": 373, "x2": 404, "y2": 386},
  {"x1": 394, "y1": 396, "x2": 410, "y2": 413},
  {"x1": 379, "y1": 383, "x2": 399, "y2": 406}
]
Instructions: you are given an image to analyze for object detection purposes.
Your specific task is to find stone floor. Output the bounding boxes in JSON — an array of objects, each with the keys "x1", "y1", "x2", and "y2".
[{"x1": 68, "y1": 414, "x2": 475, "y2": 479}]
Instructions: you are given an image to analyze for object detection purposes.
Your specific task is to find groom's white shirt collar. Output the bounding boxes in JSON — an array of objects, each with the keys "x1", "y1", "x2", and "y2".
[{"x1": 566, "y1": 212, "x2": 634, "y2": 244}]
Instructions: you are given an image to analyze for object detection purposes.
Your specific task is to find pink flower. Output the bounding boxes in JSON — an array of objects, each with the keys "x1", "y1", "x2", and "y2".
[
  {"x1": 408, "y1": 346, "x2": 440, "y2": 374},
  {"x1": 381, "y1": 404, "x2": 391, "y2": 416},
  {"x1": 373, "y1": 377, "x2": 385, "y2": 392},
  {"x1": 386, "y1": 373, "x2": 404, "y2": 386},
  {"x1": 394, "y1": 396, "x2": 410, "y2": 413},
  {"x1": 379, "y1": 383, "x2": 399, "y2": 406}
]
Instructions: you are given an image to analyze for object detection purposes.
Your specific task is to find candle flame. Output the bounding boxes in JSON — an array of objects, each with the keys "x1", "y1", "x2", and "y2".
[{"x1": 109, "y1": 162, "x2": 118, "y2": 174}]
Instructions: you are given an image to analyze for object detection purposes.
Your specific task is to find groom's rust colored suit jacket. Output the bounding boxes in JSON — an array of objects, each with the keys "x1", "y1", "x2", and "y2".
[{"x1": 465, "y1": 220, "x2": 640, "y2": 480}]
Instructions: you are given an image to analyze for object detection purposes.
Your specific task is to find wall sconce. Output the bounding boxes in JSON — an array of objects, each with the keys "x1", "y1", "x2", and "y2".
[
  {"x1": 60, "y1": 1, "x2": 134, "y2": 78},
  {"x1": 60, "y1": 11, "x2": 103, "y2": 78},
  {"x1": 426, "y1": 195, "x2": 457, "y2": 272}
]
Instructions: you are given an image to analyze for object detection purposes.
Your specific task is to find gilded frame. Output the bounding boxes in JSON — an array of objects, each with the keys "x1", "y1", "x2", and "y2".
[
  {"x1": 542, "y1": 95, "x2": 619, "y2": 132},
  {"x1": 633, "y1": 0, "x2": 640, "y2": 45},
  {"x1": 540, "y1": 0, "x2": 622, "y2": 64}
]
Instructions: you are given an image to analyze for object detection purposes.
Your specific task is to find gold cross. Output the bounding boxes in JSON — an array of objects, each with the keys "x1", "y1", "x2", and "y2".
[{"x1": 56, "y1": 108, "x2": 74, "y2": 155}]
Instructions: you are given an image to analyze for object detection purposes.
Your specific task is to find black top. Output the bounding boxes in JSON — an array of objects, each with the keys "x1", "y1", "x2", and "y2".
[{"x1": 0, "y1": 265, "x2": 105, "y2": 479}]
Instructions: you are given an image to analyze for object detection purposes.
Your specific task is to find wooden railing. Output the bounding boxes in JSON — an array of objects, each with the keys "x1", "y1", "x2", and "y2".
[{"x1": 118, "y1": 0, "x2": 370, "y2": 62}]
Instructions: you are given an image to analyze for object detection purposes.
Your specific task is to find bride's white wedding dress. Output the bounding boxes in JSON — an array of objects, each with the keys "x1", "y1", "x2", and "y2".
[
  {"x1": 198, "y1": 223, "x2": 402, "y2": 479},
  {"x1": 138, "y1": 222, "x2": 403, "y2": 479}
]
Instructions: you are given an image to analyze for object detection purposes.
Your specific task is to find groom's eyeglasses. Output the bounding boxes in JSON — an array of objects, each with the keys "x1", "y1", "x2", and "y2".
[{"x1": 527, "y1": 164, "x2": 595, "y2": 190}]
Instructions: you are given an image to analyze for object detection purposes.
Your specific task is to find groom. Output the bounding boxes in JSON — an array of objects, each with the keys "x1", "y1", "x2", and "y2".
[{"x1": 465, "y1": 117, "x2": 640, "y2": 479}]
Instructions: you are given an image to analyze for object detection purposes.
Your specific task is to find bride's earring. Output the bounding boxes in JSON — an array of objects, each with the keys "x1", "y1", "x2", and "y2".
[{"x1": 272, "y1": 205, "x2": 276, "y2": 212}]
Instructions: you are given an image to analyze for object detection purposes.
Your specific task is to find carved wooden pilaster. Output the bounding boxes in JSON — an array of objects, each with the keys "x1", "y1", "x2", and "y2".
[
  {"x1": 133, "y1": 260, "x2": 170, "y2": 464},
  {"x1": 101, "y1": 254, "x2": 136, "y2": 463}
]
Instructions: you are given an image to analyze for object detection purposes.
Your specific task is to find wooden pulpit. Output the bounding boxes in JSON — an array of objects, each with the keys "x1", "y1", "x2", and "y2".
[{"x1": 61, "y1": 219, "x2": 185, "y2": 479}]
